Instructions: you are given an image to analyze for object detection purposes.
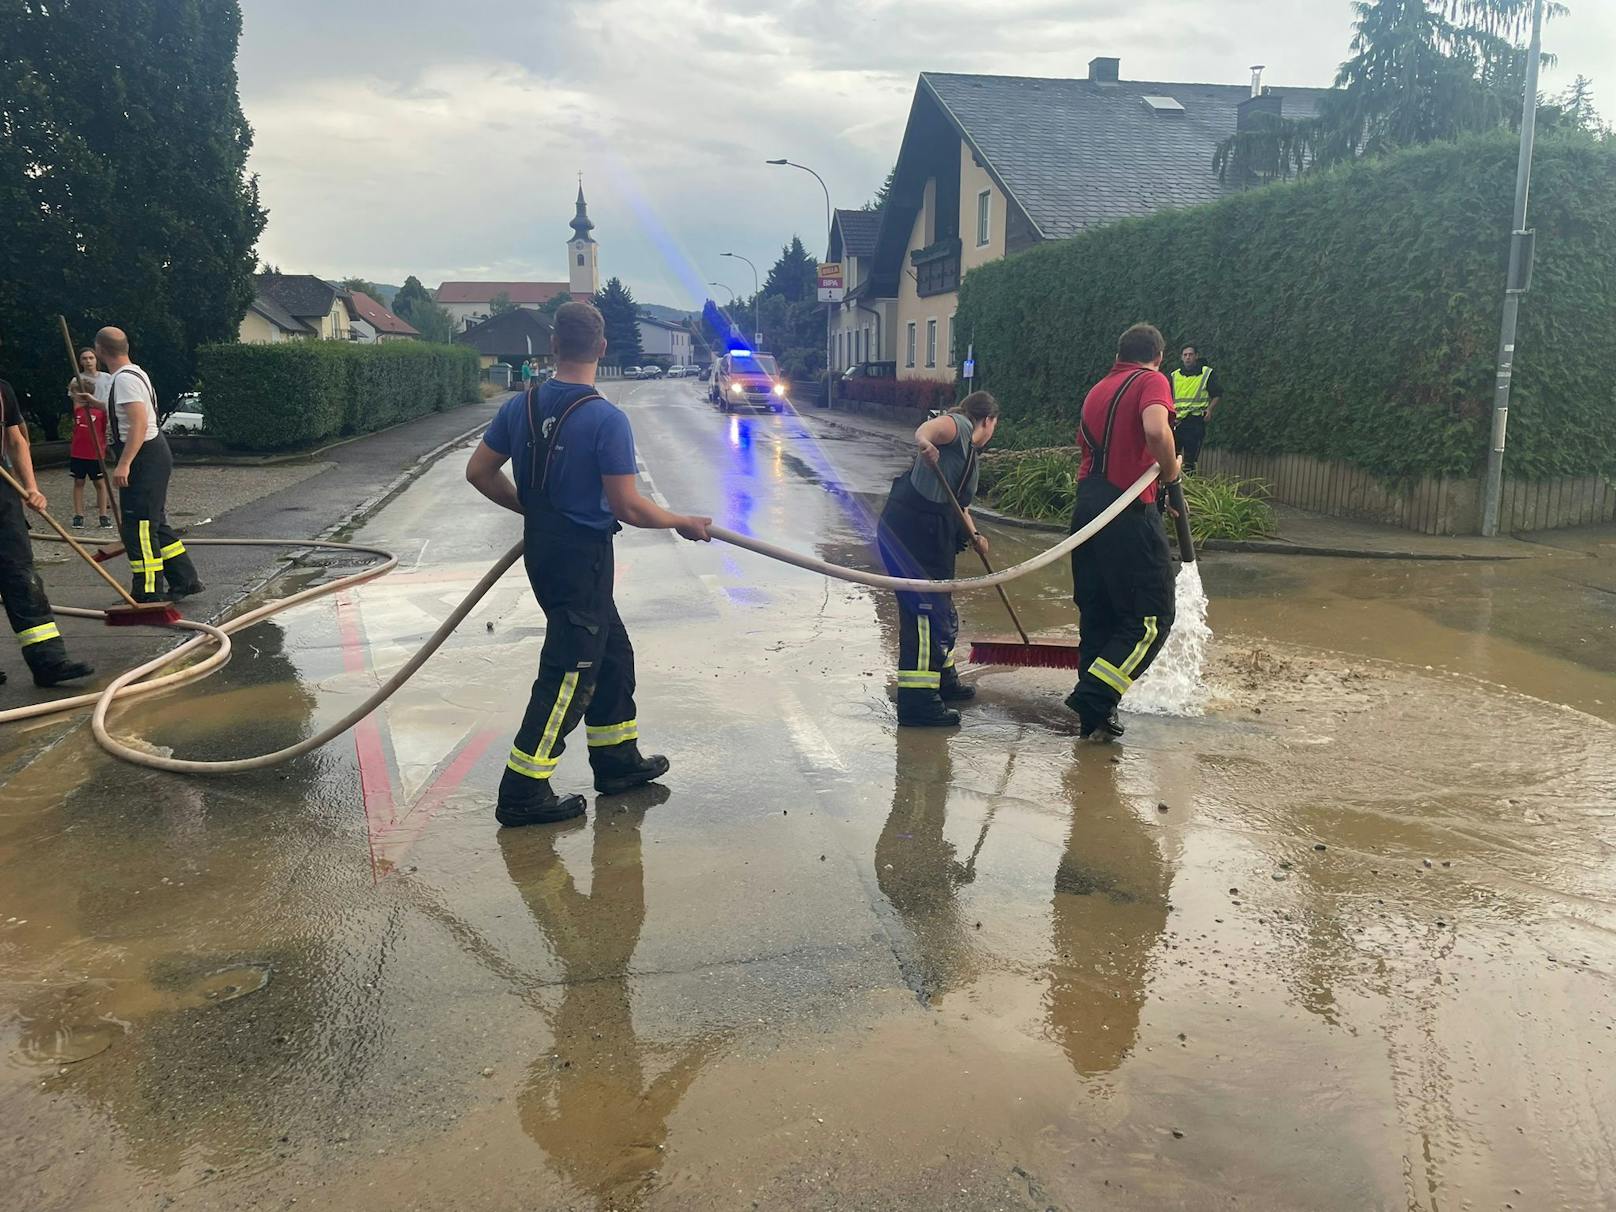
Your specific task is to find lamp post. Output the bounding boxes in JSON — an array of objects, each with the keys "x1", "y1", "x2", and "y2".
[
  {"x1": 720, "y1": 252, "x2": 759, "y2": 348},
  {"x1": 1480, "y1": 0, "x2": 1545, "y2": 537},
  {"x1": 707, "y1": 281, "x2": 735, "y2": 304},
  {"x1": 768, "y1": 157, "x2": 836, "y2": 410}
]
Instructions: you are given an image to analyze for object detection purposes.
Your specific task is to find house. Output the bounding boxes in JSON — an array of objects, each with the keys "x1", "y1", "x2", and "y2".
[
  {"x1": 436, "y1": 281, "x2": 571, "y2": 332},
  {"x1": 861, "y1": 60, "x2": 1327, "y2": 379},
  {"x1": 635, "y1": 313, "x2": 693, "y2": 366},
  {"x1": 344, "y1": 290, "x2": 419, "y2": 343},
  {"x1": 239, "y1": 290, "x2": 313, "y2": 344},
  {"x1": 827, "y1": 208, "x2": 889, "y2": 369},
  {"x1": 251, "y1": 273, "x2": 352, "y2": 341},
  {"x1": 453, "y1": 308, "x2": 555, "y2": 372}
]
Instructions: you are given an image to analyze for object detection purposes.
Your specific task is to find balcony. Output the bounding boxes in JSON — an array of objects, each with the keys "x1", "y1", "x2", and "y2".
[{"x1": 910, "y1": 237, "x2": 961, "y2": 298}]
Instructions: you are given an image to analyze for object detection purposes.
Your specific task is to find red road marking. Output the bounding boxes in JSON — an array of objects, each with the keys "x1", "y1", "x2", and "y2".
[{"x1": 336, "y1": 594, "x2": 397, "y2": 830}]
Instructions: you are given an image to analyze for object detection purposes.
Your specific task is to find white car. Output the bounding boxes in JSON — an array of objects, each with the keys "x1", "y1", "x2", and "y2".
[
  {"x1": 667, "y1": 364, "x2": 697, "y2": 378},
  {"x1": 162, "y1": 393, "x2": 205, "y2": 434}
]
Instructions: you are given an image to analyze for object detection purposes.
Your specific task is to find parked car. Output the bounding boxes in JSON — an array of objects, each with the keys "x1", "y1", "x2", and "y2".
[
  {"x1": 710, "y1": 351, "x2": 788, "y2": 413},
  {"x1": 698, "y1": 363, "x2": 713, "y2": 381},
  {"x1": 162, "y1": 392, "x2": 205, "y2": 434},
  {"x1": 667, "y1": 364, "x2": 696, "y2": 378},
  {"x1": 622, "y1": 365, "x2": 643, "y2": 379},
  {"x1": 841, "y1": 360, "x2": 898, "y2": 381},
  {"x1": 639, "y1": 364, "x2": 664, "y2": 379}
]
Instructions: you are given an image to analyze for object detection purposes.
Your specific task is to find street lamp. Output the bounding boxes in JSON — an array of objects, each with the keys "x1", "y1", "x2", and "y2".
[
  {"x1": 720, "y1": 251, "x2": 759, "y2": 348},
  {"x1": 707, "y1": 281, "x2": 736, "y2": 305},
  {"x1": 768, "y1": 157, "x2": 836, "y2": 409}
]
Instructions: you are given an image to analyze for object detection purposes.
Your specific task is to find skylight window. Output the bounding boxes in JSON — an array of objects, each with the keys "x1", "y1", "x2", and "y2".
[{"x1": 1141, "y1": 95, "x2": 1186, "y2": 115}]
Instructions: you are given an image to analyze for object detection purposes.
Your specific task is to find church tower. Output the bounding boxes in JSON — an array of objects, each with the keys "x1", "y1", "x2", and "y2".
[{"x1": 567, "y1": 177, "x2": 600, "y2": 297}]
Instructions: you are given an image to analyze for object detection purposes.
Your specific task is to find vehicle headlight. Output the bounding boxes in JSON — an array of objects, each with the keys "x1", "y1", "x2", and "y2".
[
  {"x1": 730, "y1": 383, "x2": 743, "y2": 394},
  {"x1": 772, "y1": 383, "x2": 786, "y2": 396}
]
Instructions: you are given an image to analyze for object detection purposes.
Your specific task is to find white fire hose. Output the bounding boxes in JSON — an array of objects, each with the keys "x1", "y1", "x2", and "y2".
[{"x1": 4, "y1": 466, "x2": 1157, "y2": 773}]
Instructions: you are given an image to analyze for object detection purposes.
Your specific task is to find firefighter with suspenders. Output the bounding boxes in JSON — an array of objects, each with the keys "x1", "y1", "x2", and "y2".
[{"x1": 466, "y1": 301, "x2": 713, "y2": 828}]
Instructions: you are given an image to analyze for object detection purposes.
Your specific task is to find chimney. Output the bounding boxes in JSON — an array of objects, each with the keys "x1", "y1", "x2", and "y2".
[
  {"x1": 1249, "y1": 64, "x2": 1265, "y2": 98},
  {"x1": 1088, "y1": 56, "x2": 1120, "y2": 84},
  {"x1": 1237, "y1": 89, "x2": 1283, "y2": 134}
]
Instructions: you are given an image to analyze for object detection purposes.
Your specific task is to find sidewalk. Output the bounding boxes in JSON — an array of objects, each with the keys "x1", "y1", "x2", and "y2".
[
  {"x1": 8, "y1": 396, "x2": 506, "y2": 718},
  {"x1": 801, "y1": 405, "x2": 1548, "y2": 561}
]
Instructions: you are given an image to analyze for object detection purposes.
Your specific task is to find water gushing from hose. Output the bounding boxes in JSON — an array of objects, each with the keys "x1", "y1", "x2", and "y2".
[{"x1": 1127, "y1": 562, "x2": 1210, "y2": 716}]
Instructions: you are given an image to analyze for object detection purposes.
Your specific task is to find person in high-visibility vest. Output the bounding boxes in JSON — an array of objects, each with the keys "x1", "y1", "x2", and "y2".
[{"x1": 1167, "y1": 344, "x2": 1223, "y2": 474}]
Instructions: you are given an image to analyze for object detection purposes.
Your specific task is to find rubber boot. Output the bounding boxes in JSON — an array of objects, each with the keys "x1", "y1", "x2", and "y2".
[
  {"x1": 1064, "y1": 689, "x2": 1125, "y2": 741},
  {"x1": 897, "y1": 688, "x2": 960, "y2": 728},
  {"x1": 30, "y1": 656, "x2": 95, "y2": 689},
  {"x1": 938, "y1": 667, "x2": 976, "y2": 703},
  {"x1": 495, "y1": 768, "x2": 586, "y2": 828},
  {"x1": 165, "y1": 579, "x2": 205, "y2": 602},
  {"x1": 590, "y1": 742, "x2": 671, "y2": 796}
]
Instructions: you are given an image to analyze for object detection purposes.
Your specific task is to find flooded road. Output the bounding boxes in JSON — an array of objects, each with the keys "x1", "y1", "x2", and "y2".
[{"x1": 2, "y1": 379, "x2": 1613, "y2": 1210}]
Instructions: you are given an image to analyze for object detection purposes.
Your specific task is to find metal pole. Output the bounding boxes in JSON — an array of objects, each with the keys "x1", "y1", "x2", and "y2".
[
  {"x1": 769, "y1": 159, "x2": 836, "y2": 409},
  {"x1": 721, "y1": 253, "x2": 759, "y2": 346},
  {"x1": 1480, "y1": 0, "x2": 1544, "y2": 537}
]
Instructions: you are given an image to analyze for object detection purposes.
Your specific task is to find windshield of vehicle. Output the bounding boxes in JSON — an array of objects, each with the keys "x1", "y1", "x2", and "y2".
[{"x1": 727, "y1": 355, "x2": 778, "y2": 378}]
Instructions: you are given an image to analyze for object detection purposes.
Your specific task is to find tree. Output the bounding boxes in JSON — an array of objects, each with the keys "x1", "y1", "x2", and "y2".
[
  {"x1": 341, "y1": 276, "x2": 384, "y2": 300},
  {"x1": 391, "y1": 274, "x2": 454, "y2": 344},
  {"x1": 392, "y1": 274, "x2": 433, "y2": 318},
  {"x1": 593, "y1": 277, "x2": 642, "y2": 365},
  {"x1": 0, "y1": 0, "x2": 266, "y2": 431},
  {"x1": 537, "y1": 291, "x2": 572, "y2": 317},
  {"x1": 489, "y1": 290, "x2": 516, "y2": 316},
  {"x1": 762, "y1": 236, "x2": 817, "y2": 304},
  {"x1": 862, "y1": 164, "x2": 896, "y2": 212}
]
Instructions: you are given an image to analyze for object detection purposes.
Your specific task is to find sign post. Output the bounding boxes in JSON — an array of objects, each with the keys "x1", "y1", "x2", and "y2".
[{"x1": 818, "y1": 263, "x2": 845, "y2": 411}]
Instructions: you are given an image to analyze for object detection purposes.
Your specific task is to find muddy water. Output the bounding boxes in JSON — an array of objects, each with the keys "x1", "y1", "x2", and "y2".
[{"x1": 2, "y1": 398, "x2": 1614, "y2": 1209}]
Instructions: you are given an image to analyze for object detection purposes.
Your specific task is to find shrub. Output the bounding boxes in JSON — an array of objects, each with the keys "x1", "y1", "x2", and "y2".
[
  {"x1": 1181, "y1": 476, "x2": 1277, "y2": 542},
  {"x1": 955, "y1": 132, "x2": 1616, "y2": 480},
  {"x1": 840, "y1": 376, "x2": 956, "y2": 414},
  {"x1": 197, "y1": 340, "x2": 479, "y2": 450}
]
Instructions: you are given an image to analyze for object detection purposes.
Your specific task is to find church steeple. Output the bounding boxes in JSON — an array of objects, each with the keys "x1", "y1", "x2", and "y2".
[
  {"x1": 569, "y1": 177, "x2": 595, "y2": 244},
  {"x1": 567, "y1": 173, "x2": 600, "y2": 296}
]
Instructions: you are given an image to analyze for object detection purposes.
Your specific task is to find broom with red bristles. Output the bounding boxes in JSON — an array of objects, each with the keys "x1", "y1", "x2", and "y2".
[
  {"x1": 927, "y1": 462, "x2": 1085, "y2": 670},
  {"x1": 2, "y1": 463, "x2": 181, "y2": 626}
]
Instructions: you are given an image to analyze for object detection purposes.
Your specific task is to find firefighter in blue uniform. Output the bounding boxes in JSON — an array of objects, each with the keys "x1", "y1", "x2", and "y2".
[
  {"x1": 466, "y1": 301, "x2": 712, "y2": 827},
  {"x1": 876, "y1": 391, "x2": 1000, "y2": 728}
]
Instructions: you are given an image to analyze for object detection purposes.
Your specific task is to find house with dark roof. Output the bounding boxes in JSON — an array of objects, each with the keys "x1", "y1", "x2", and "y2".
[
  {"x1": 239, "y1": 289, "x2": 313, "y2": 344},
  {"x1": 453, "y1": 308, "x2": 555, "y2": 372},
  {"x1": 344, "y1": 290, "x2": 420, "y2": 343},
  {"x1": 827, "y1": 208, "x2": 888, "y2": 371},
  {"x1": 865, "y1": 59, "x2": 1327, "y2": 380},
  {"x1": 250, "y1": 273, "x2": 352, "y2": 341}
]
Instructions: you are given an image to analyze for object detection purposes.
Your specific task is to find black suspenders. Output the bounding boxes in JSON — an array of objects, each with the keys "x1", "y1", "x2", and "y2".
[
  {"x1": 525, "y1": 386, "x2": 605, "y2": 506},
  {"x1": 1080, "y1": 369, "x2": 1148, "y2": 480}
]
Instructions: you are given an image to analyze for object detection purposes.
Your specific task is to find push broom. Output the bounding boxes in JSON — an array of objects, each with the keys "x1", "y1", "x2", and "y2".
[
  {"x1": 929, "y1": 463, "x2": 1084, "y2": 670},
  {"x1": 59, "y1": 316, "x2": 127, "y2": 565}
]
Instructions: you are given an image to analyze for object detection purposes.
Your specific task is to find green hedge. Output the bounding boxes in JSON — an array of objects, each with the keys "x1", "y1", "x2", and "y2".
[
  {"x1": 954, "y1": 132, "x2": 1616, "y2": 480},
  {"x1": 195, "y1": 340, "x2": 479, "y2": 450}
]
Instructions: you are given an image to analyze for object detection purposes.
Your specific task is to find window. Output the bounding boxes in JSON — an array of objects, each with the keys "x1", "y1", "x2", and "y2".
[
  {"x1": 577, "y1": 253, "x2": 585, "y2": 265},
  {"x1": 976, "y1": 190, "x2": 992, "y2": 247},
  {"x1": 947, "y1": 315, "x2": 956, "y2": 367},
  {"x1": 925, "y1": 319, "x2": 937, "y2": 368},
  {"x1": 905, "y1": 323, "x2": 916, "y2": 368}
]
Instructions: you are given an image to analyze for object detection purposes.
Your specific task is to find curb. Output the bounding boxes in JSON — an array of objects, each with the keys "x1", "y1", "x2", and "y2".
[
  {"x1": 173, "y1": 397, "x2": 503, "y2": 467},
  {"x1": 969, "y1": 504, "x2": 1528, "y2": 562}
]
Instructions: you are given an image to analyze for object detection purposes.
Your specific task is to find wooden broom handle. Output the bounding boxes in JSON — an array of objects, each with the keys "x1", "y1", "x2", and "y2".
[
  {"x1": 0, "y1": 463, "x2": 141, "y2": 608},
  {"x1": 59, "y1": 316, "x2": 120, "y2": 510},
  {"x1": 927, "y1": 459, "x2": 1031, "y2": 646}
]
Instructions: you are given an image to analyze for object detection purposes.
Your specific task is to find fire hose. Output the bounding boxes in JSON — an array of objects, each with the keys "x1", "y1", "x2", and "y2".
[{"x1": 3, "y1": 465, "x2": 1160, "y2": 773}]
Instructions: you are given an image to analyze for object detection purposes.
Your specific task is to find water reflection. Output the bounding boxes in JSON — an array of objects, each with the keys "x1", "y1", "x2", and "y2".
[
  {"x1": 498, "y1": 790, "x2": 716, "y2": 1208},
  {"x1": 1046, "y1": 750, "x2": 1171, "y2": 1079}
]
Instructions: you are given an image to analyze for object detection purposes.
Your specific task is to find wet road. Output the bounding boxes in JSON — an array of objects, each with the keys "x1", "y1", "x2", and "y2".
[{"x1": 3, "y1": 378, "x2": 1614, "y2": 1210}]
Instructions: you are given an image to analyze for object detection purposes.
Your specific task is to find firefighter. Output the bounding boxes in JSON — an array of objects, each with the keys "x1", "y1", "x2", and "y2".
[
  {"x1": 1168, "y1": 343, "x2": 1222, "y2": 474},
  {"x1": 465, "y1": 301, "x2": 713, "y2": 828},
  {"x1": 0, "y1": 373, "x2": 94, "y2": 689},
  {"x1": 1065, "y1": 324, "x2": 1182, "y2": 740},
  {"x1": 876, "y1": 391, "x2": 1000, "y2": 728},
  {"x1": 80, "y1": 327, "x2": 204, "y2": 603}
]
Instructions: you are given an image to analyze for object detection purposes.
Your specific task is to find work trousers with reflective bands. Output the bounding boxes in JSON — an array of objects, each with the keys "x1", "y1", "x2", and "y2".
[
  {"x1": 876, "y1": 496, "x2": 961, "y2": 702},
  {"x1": 1068, "y1": 475, "x2": 1176, "y2": 721},
  {"x1": 503, "y1": 515, "x2": 639, "y2": 791},
  {"x1": 0, "y1": 479, "x2": 71, "y2": 675},
  {"x1": 117, "y1": 433, "x2": 199, "y2": 600}
]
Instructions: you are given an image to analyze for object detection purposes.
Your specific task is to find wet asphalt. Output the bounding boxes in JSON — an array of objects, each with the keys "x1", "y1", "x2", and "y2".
[{"x1": 2, "y1": 378, "x2": 1614, "y2": 1211}]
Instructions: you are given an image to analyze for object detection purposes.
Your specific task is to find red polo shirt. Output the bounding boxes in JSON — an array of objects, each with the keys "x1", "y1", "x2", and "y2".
[{"x1": 1076, "y1": 361, "x2": 1175, "y2": 504}]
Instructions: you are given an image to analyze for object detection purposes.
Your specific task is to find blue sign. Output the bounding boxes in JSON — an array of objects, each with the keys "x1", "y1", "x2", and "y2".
[{"x1": 962, "y1": 358, "x2": 975, "y2": 380}]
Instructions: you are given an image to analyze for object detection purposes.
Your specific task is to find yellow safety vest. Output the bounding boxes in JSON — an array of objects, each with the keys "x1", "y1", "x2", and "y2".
[{"x1": 1171, "y1": 368, "x2": 1213, "y2": 418}]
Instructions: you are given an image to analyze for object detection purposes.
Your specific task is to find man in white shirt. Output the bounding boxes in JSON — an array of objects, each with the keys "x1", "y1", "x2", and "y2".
[{"x1": 77, "y1": 327, "x2": 202, "y2": 603}]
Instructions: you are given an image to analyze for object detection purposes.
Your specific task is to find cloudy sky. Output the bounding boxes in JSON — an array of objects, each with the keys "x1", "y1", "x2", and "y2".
[{"x1": 239, "y1": 0, "x2": 1615, "y2": 310}]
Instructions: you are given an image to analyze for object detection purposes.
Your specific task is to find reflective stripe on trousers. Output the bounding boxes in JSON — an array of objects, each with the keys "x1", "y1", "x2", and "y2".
[
  {"x1": 507, "y1": 671, "x2": 578, "y2": 780},
  {"x1": 16, "y1": 621, "x2": 61, "y2": 647},
  {"x1": 586, "y1": 719, "x2": 638, "y2": 748}
]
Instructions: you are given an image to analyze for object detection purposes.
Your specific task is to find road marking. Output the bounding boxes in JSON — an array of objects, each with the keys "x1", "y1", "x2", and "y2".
[{"x1": 777, "y1": 692, "x2": 848, "y2": 773}]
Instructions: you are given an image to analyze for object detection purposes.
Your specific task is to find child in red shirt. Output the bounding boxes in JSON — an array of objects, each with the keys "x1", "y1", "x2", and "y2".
[{"x1": 67, "y1": 356, "x2": 114, "y2": 528}]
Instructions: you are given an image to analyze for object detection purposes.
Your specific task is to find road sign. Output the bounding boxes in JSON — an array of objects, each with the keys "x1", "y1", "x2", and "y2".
[
  {"x1": 962, "y1": 358, "x2": 975, "y2": 380},
  {"x1": 817, "y1": 262, "x2": 845, "y2": 304}
]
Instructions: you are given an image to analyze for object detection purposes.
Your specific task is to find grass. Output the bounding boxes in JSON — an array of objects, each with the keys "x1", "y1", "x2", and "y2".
[{"x1": 979, "y1": 448, "x2": 1277, "y2": 543}]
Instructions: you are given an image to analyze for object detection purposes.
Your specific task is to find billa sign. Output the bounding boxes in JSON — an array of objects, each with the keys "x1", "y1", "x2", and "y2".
[{"x1": 816, "y1": 262, "x2": 845, "y2": 304}]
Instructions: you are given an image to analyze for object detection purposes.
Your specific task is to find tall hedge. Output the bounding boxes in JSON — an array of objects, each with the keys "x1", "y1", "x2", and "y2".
[
  {"x1": 954, "y1": 132, "x2": 1616, "y2": 480},
  {"x1": 195, "y1": 340, "x2": 479, "y2": 450}
]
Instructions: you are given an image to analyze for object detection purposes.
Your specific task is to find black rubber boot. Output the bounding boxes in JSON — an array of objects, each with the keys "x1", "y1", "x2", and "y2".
[
  {"x1": 590, "y1": 743, "x2": 671, "y2": 796},
  {"x1": 165, "y1": 579, "x2": 205, "y2": 601},
  {"x1": 495, "y1": 769, "x2": 586, "y2": 827},
  {"x1": 938, "y1": 668, "x2": 976, "y2": 703},
  {"x1": 897, "y1": 688, "x2": 961, "y2": 728},
  {"x1": 1065, "y1": 689, "x2": 1125, "y2": 741},
  {"x1": 32, "y1": 658, "x2": 95, "y2": 689}
]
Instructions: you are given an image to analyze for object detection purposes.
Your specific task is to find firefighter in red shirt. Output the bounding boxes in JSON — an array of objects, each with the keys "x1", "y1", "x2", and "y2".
[{"x1": 1065, "y1": 324, "x2": 1182, "y2": 739}]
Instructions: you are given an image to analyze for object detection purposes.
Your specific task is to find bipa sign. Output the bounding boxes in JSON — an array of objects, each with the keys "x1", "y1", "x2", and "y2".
[{"x1": 817, "y1": 262, "x2": 845, "y2": 304}]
